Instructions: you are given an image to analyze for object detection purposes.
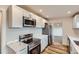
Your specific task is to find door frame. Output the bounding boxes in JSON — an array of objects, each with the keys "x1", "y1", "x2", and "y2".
[{"x1": 0, "y1": 9, "x2": 7, "y2": 54}]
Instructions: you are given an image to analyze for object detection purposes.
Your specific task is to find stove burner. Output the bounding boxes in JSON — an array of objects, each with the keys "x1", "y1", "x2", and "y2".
[{"x1": 19, "y1": 34, "x2": 41, "y2": 54}]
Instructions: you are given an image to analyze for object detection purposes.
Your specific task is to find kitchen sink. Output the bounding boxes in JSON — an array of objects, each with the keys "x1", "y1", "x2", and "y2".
[{"x1": 74, "y1": 41, "x2": 79, "y2": 46}]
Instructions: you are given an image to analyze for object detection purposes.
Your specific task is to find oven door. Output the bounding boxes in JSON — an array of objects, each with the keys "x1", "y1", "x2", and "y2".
[{"x1": 28, "y1": 44, "x2": 41, "y2": 54}]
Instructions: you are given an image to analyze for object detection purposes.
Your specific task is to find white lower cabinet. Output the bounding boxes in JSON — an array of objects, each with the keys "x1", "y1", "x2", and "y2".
[
  {"x1": 70, "y1": 42, "x2": 78, "y2": 54},
  {"x1": 17, "y1": 47, "x2": 27, "y2": 54},
  {"x1": 33, "y1": 35, "x2": 48, "y2": 52},
  {"x1": 7, "y1": 41, "x2": 28, "y2": 54},
  {"x1": 41, "y1": 36, "x2": 48, "y2": 52}
]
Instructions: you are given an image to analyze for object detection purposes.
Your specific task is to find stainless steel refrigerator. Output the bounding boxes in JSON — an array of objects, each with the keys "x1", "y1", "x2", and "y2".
[{"x1": 42, "y1": 23, "x2": 52, "y2": 45}]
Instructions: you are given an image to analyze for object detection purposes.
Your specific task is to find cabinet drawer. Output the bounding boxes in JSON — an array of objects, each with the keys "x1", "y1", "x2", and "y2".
[{"x1": 17, "y1": 48, "x2": 27, "y2": 54}]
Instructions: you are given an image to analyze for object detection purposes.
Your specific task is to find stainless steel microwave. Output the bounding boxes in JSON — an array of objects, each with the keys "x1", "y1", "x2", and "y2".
[{"x1": 23, "y1": 16, "x2": 36, "y2": 27}]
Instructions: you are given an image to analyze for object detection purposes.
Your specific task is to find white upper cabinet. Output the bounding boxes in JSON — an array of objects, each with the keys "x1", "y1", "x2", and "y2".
[
  {"x1": 43, "y1": 18, "x2": 48, "y2": 24},
  {"x1": 30, "y1": 13, "x2": 43, "y2": 28},
  {"x1": 36, "y1": 16, "x2": 44, "y2": 28},
  {"x1": 7, "y1": 5, "x2": 47, "y2": 28},
  {"x1": 8, "y1": 5, "x2": 23, "y2": 28},
  {"x1": 73, "y1": 14, "x2": 79, "y2": 28},
  {"x1": 23, "y1": 9, "x2": 30, "y2": 18},
  {"x1": 30, "y1": 13, "x2": 48, "y2": 28}
]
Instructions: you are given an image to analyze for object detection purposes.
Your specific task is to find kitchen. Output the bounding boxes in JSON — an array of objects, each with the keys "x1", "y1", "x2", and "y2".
[
  {"x1": 6, "y1": 5, "x2": 49, "y2": 54},
  {"x1": 0, "y1": 5, "x2": 79, "y2": 54}
]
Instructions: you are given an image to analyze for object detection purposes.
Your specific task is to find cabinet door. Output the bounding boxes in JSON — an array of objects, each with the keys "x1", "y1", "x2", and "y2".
[
  {"x1": 42, "y1": 18, "x2": 47, "y2": 27},
  {"x1": 36, "y1": 16, "x2": 44, "y2": 28},
  {"x1": 23, "y1": 9, "x2": 30, "y2": 17},
  {"x1": 44, "y1": 36, "x2": 48, "y2": 47},
  {"x1": 36, "y1": 16, "x2": 41, "y2": 27},
  {"x1": 40, "y1": 35, "x2": 48, "y2": 52},
  {"x1": 41, "y1": 39, "x2": 44, "y2": 52},
  {"x1": 17, "y1": 47, "x2": 27, "y2": 54},
  {"x1": 73, "y1": 15, "x2": 79, "y2": 28},
  {"x1": 8, "y1": 5, "x2": 23, "y2": 28},
  {"x1": 40, "y1": 18, "x2": 44, "y2": 28},
  {"x1": 70, "y1": 42, "x2": 78, "y2": 54},
  {"x1": 12, "y1": 6, "x2": 23, "y2": 28}
]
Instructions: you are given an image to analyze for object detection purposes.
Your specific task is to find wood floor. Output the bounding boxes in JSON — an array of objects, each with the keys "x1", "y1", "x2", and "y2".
[{"x1": 42, "y1": 42, "x2": 69, "y2": 54}]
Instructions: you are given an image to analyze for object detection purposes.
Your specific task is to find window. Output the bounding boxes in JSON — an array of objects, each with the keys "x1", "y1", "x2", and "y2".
[{"x1": 52, "y1": 23, "x2": 63, "y2": 36}]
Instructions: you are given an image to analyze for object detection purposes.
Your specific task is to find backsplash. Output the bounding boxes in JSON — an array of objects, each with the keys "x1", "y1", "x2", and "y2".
[{"x1": 6, "y1": 27, "x2": 42, "y2": 42}]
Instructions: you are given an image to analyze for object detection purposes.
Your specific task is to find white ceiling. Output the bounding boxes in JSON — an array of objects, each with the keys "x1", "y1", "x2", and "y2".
[
  {"x1": 27, "y1": 5, "x2": 79, "y2": 19},
  {"x1": 1, "y1": 5, "x2": 79, "y2": 19}
]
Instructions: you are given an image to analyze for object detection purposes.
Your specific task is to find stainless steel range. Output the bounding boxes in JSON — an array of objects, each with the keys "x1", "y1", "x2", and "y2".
[{"x1": 19, "y1": 34, "x2": 41, "y2": 54}]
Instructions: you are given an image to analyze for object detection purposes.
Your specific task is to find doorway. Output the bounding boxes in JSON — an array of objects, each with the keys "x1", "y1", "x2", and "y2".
[{"x1": 52, "y1": 23, "x2": 63, "y2": 44}]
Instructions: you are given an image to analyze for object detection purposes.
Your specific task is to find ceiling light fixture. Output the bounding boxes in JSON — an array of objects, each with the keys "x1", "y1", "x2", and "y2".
[
  {"x1": 39, "y1": 9, "x2": 43, "y2": 12},
  {"x1": 46, "y1": 15, "x2": 49, "y2": 18},
  {"x1": 67, "y1": 11, "x2": 71, "y2": 14}
]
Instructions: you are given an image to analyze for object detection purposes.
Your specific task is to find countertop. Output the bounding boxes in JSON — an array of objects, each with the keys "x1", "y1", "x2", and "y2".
[
  {"x1": 7, "y1": 40, "x2": 28, "y2": 53},
  {"x1": 68, "y1": 36, "x2": 79, "y2": 53},
  {"x1": 7, "y1": 38, "x2": 40, "y2": 53},
  {"x1": 33, "y1": 34, "x2": 48, "y2": 39}
]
